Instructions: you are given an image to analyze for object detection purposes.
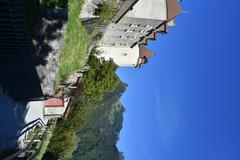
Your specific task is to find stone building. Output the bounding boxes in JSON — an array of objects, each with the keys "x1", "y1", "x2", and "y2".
[{"x1": 96, "y1": 0, "x2": 182, "y2": 68}]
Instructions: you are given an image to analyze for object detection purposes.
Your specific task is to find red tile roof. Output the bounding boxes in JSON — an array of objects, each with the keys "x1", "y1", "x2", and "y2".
[
  {"x1": 139, "y1": 45, "x2": 154, "y2": 58},
  {"x1": 44, "y1": 98, "x2": 64, "y2": 107}
]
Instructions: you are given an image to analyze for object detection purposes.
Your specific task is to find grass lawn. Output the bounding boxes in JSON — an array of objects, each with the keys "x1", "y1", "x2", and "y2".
[
  {"x1": 58, "y1": 0, "x2": 89, "y2": 81},
  {"x1": 34, "y1": 131, "x2": 53, "y2": 160}
]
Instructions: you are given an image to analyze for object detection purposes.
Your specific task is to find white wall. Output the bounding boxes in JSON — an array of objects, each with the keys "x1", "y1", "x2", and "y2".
[
  {"x1": 25, "y1": 101, "x2": 48, "y2": 124},
  {"x1": 125, "y1": 0, "x2": 167, "y2": 20},
  {"x1": 44, "y1": 107, "x2": 65, "y2": 116},
  {"x1": 96, "y1": 46, "x2": 140, "y2": 67}
]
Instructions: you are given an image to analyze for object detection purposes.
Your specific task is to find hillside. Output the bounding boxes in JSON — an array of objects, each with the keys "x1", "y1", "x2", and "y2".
[{"x1": 71, "y1": 82, "x2": 127, "y2": 160}]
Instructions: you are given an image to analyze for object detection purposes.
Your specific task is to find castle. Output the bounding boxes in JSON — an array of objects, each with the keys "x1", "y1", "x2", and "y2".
[{"x1": 96, "y1": 0, "x2": 182, "y2": 68}]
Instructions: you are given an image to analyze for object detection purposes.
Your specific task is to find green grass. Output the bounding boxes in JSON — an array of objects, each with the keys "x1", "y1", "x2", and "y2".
[
  {"x1": 34, "y1": 119, "x2": 57, "y2": 160},
  {"x1": 34, "y1": 131, "x2": 53, "y2": 160},
  {"x1": 58, "y1": 0, "x2": 89, "y2": 81},
  {"x1": 58, "y1": 0, "x2": 119, "y2": 81}
]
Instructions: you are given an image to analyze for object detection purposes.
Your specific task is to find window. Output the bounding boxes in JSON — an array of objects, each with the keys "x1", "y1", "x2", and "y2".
[
  {"x1": 129, "y1": 24, "x2": 140, "y2": 27},
  {"x1": 120, "y1": 35, "x2": 129, "y2": 39},
  {"x1": 125, "y1": 29, "x2": 135, "y2": 33},
  {"x1": 145, "y1": 25, "x2": 154, "y2": 28},
  {"x1": 120, "y1": 35, "x2": 137, "y2": 39},
  {"x1": 139, "y1": 30, "x2": 146, "y2": 33},
  {"x1": 132, "y1": 36, "x2": 138, "y2": 39}
]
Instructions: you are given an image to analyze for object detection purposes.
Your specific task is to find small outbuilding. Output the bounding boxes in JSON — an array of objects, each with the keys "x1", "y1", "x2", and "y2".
[{"x1": 43, "y1": 93, "x2": 70, "y2": 119}]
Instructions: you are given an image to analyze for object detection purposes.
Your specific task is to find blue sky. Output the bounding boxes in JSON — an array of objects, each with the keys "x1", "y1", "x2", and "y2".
[{"x1": 117, "y1": 1, "x2": 240, "y2": 160}]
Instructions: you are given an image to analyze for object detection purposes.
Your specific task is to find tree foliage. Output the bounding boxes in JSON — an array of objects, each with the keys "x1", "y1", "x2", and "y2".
[
  {"x1": 43, "y1": 99, "x2": 88, "y2": 160},
  {"x1": 43, "y1": 55, "x2": 121, "y2": 159},
  {"x1": 72, "y1": 82, "x2": 127, "y2": 160},
  {"x1": 43, "y1": 82, "x2": 126, "y2": 160},
  {"x1": 83, "y1": 55, "x2": 120, "y2": 102}
]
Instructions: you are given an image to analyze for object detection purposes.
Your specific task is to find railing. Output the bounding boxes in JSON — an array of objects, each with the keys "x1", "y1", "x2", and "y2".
[
  {"x1": 26, "y1": 118, "x2": 57, "y2": 160},
  {"x1": 2, "y1": 118, "x2": 56, "y2": 160},
  {"x1": 3, "y1": 130, "x2": 41, "y2": 160},
  {"x1": 18, "y1": 118, "x2": 47, "y2": 140},
  {"x1": 26, "y1": 129, "x2": 48, "y2": 160}
]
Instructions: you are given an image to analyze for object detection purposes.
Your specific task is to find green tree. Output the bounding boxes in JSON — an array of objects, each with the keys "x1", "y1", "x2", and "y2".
[
  {"x1": 83, "y1": 55, "x2": 120, "y2": 102},
  {"x1": 43, "y1": 99, "x2": 87, "y2": 160}
]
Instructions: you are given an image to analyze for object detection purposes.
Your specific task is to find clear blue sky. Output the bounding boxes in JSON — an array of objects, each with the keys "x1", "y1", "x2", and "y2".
[{"x1": 117, "y1": 1, "x2": 240, "y2": 160}]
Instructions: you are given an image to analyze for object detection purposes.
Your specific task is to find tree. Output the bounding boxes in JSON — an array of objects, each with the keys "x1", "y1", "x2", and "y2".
[{"x1": 83, "y1": 55, "x2": 120, "y2": 102}]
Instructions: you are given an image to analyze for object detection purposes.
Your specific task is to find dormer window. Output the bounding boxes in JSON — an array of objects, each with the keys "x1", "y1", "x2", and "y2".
[
  {"x1": 132, "y1": 36, "x2": 137, "y2": 39},
  {"x1": 125, "y1": 29, "x2": 135, "y2": 32},
  {"x1": 129, "y1": 24, "x2": 140, "y2": 27},
  {"x1": 120, "y1": 35, "x2": 127, "y2": 39},
  {"x1": 120, "y1": 35, "x2": 137, "y2": 39},
  {"x1": 145, "y1": 25, "x2": 154, "y2": 28}
]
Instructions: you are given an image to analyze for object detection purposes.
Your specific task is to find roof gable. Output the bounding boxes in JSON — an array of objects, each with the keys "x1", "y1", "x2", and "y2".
[
  {"x1": 167, "y1": 0, "x2": 182, "y2": 21},
  {"x1": 139, "y1": 45, "x2": 154, "y2": 58}
]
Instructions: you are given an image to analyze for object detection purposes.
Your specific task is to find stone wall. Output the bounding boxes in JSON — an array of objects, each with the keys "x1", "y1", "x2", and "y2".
[{"x1": 35, "y1": 7, "x2": 67, "y2": 96}]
